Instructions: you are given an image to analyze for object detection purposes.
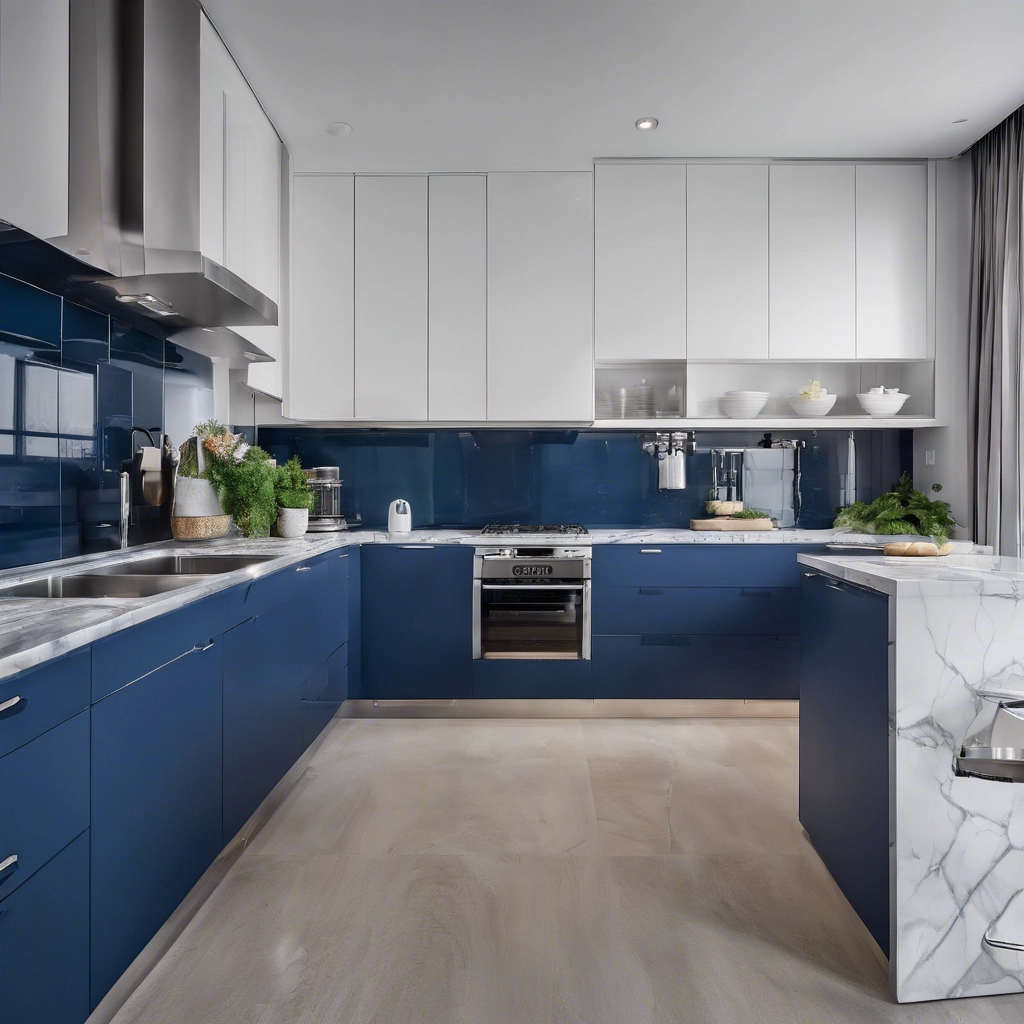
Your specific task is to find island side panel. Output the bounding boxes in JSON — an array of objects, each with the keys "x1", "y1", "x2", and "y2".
[
  {"x1": 893, "y1": 587, "x2": 1024, "y2": 1002},
  {"x1": 799, "y1": 571, "x2": 892, "y2": 955}
]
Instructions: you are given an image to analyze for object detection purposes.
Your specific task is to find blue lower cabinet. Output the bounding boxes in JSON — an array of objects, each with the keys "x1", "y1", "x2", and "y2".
[
  {"x1": 799, "y1": 571, "x2": 890, "y2": 955},
  {"x1": 361, "y1": 545, "x2": 473, "y2": 699},
  {"x1": 0, "y1": 647, "x2": 90, "y2": 759},
  {"x1": 222, "y1": 604, "x2": 304, "y2": 841},
  {"x1": 593, "y1": 586, "x2": 799, "y2": 636},
  {"x1": 90, "y1": 639, "x2": 223, "y2": 1008},
  {"x1": 593, "y1": 544, "x2": 823, "y2": 588},
  {"x1": 0, "y1": 710, "x2": 90, "y2": 902},
  {"x1": 593, "y1": 634, "x2": 799, "y2": 699},
  {"x1": 0, "y1": 830, "x2": 90, "y2": 1024},
  {"x1": 472, "y1": 659, "x2": 592, "y2": 698}
]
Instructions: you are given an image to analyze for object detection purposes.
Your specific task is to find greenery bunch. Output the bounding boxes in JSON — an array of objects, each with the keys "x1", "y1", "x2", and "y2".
[
  {"x1": 730, "y1": 507, "x2": 772, "y2": 520},
  {"x1": 275, "y1": 456, "x2": 314, "y2": 511},
  {"x1": 204, "y1": 444, "x2": 278, "y2": 538},
  {"x1": 834, "y1": 472, "x2": 957, "y2": 544}
]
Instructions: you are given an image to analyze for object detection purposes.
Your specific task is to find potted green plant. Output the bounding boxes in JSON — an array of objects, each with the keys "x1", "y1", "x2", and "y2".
[
  {"x1": 202, "y1": 431, "x2": 279, "y2": 538},
  {"x1": 834, "y1": 472, "x2": 957, "y2": 544},
  {"x1": 170, "y1": 422, "x2": 230, "y2": 540},
  {"x1": 275, "y1": 456, "x2": 314, "y2": 537}
]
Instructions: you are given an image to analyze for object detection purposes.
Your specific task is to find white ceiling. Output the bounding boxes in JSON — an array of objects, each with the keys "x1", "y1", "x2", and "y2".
[{"x1": 204, "y1": 0, "x2": 1024, "y2": 172}]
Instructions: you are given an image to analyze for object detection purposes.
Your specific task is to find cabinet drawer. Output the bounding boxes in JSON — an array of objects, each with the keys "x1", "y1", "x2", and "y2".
[
  {"x1": 593, "y1": 586, "x2": 798, "y2": 636},
  {"x1": 92, "y1": 593, "x2": 223, "y2": 701},
  {"x1": 593, "y1": 634, "x2": 798, "y2": 699},
  {"x1": 304, "y1": 644, "x2": 348, "y2": 702},
  {"x1": 0, "y1": 710, "x2": 89, "y2": 901},
  {"x1": 0, "y1": 830, "x2": 90, "y2": 1024},
  {"x1": 220, "y1": 557, "x2": 329, "y2": 627},
  {"x1": 472, "y1": 659, "x2": 592, "y2": 699},
  {"x1": 593, "y1": 545, "x2": 822, "y2": 588},
  {"x1": 0, "y1": 648, "x2": 90, "y2": 758}
]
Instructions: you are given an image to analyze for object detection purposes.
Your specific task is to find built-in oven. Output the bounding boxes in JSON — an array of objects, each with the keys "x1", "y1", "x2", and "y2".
[{"x1": 473, "y1": 546, "x2": 591, "y2": 660}]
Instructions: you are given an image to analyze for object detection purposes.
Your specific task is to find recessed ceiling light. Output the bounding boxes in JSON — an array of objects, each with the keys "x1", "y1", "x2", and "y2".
[
  {"x1": 635, "y1": 117, "x2": 659, "y2": 131},
  {"x1": 952, "y1": 118, "x2": 968, "y2": 124},
  {"x1": 325, "y1": 121, "x2": 353, "y2": 137}
]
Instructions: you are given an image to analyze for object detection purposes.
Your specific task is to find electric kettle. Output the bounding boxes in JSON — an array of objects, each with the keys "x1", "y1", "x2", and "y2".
[{"x1": 388, "y1": 498, "x2": 412, "y2": 534}]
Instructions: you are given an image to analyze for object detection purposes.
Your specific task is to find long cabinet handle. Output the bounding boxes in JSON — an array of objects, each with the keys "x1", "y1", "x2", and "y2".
[
  {"x1": 400, "y1": 545, "x2": 434, "y2": 549},
  {"x1": 0, "y1": 854, "x2": 17, "y2": 879},
  {"x1": 640, "y1": 548, "x2": 662, "y2": 554},
  {"x1": 0, "y1": 695, "x2": 24, "y2": 714},
  {"x1": 295, "y1": 565, "x2": 312, "y2": 573}
]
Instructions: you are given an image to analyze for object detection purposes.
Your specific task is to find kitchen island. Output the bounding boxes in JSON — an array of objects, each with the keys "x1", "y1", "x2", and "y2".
[{"x1": 798, "y1": 551, "x2": 1024, "y2": 1003}]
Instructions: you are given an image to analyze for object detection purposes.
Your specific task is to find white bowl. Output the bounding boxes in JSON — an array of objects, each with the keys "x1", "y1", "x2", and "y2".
[
  {"x1": 720, "y1": 391, "x2": 769, "y2": 418},
  {"x1": 857, "y1": 391, "x2": 909, "y2": 418},
  {"x1": 787, "y1": 394, "x2": 837, "y2": 417}
]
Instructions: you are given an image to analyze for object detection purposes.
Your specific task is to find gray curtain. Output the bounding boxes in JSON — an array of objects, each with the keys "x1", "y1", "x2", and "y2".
[{"x1": 969, "y1": 109, "x2": 1024, "y2": 555}]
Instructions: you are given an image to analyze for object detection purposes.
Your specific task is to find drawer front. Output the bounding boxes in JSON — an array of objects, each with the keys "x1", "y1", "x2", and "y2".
[
  {"x1": 472, "y1": 659, "x2": 593, "y2": 699},
  {"x1": 92, "y1": 593, "x2": 223, "y2": 701},
  {"x1": 593, "y1": 586, "x2": 799, "y2": 636},
  {"x1": 220, "y1": 557, "x2": 330, "y2": 628},
  {"x1": 304, "y1": 645, "x2": 348, "y2": 702},
  {"x1": 593, "y1": 545, "x2": 823, "y2": 588},
  {"x1": 593, "y1": 634, "x2": 798, "y2": 699},
  {"x1": 0, "y1": 648, "x2": 90, "y2": 758},
  {"x1": 0, "y1": 710, "x2": 90, "y2": 901},
  {"x1": 0, "y1": 830, "x2": 90, "y2": 1024}
]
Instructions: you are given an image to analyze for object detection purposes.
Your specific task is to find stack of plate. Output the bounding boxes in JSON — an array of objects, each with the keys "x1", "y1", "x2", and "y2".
[{"x1": 620, "y1": 380, "x2": 654, "y2": 419}]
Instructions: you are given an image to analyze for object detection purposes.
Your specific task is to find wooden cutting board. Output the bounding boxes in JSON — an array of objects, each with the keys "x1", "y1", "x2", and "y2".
[{"x1": 690, "y1": 517, "x2": 775, "y2": 531}]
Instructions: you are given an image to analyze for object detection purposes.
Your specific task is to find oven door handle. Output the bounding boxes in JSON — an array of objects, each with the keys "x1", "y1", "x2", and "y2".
[{"x1": 479, "y1": 583, "x2": 585, "y2": 590}]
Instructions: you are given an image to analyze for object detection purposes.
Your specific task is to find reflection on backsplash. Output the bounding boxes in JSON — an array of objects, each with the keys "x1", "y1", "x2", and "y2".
[
  {"x1": 0, "y1": 272, "x2": 213, "y2": 569},
  {"x1": 256, "y1": 427, "x2": 911, "y2": 531}
]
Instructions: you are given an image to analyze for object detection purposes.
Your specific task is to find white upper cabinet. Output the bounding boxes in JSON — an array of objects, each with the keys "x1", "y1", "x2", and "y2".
[
  {"x1": 487, "y1": 172, "x2": 594, "y2": 422},
  {"x1": 0, "y1": 0, "x2": 69, "y2": 240},
  {"x1": 855, "y1": 163, "x2": 928, "y2": 359},
  {"x1": 595, "y1": 164, "x2": 686, "y2": 360},
  {"x1": 686, "y1": 164, "x2": 768, "y2": 360},
  {"x1": 354, "y1": 176, "x2": 428, "y2": 421},
  {"x1": 286, "y1": 175, "x2": 354, "y2": 420},
  {"x1": 769, "y1": 164, "x2": 857, "y2": 359},
  {"x1": 428, "y1": 175, "x2": 487, "y2": 421}
]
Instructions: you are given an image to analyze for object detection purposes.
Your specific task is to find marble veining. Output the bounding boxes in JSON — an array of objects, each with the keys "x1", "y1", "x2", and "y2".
[{"x1": 800, "y1": 552, "x2": 1024, "y2": 1003}]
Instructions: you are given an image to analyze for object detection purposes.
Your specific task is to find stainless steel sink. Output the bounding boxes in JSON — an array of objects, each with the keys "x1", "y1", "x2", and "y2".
[
  {"x1": 89, "y1": 554, "x2": 278, "y2": 576},
  {"x1": 0, "y1": 574, "x2": 208, "y2": 599}
]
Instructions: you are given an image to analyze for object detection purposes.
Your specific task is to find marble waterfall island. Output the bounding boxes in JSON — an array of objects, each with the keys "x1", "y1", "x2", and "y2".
[{"x1": 798, "y1": 552, "x2": 1024, "y2": 1004}]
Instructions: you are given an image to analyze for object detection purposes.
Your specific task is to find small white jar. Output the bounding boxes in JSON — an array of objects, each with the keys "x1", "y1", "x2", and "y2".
[{"x1": 277, "y1": 506, "x2": 309, "y2": 538}]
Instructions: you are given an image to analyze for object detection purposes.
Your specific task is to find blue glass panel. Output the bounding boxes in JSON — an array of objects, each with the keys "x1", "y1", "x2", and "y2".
[
  {"x1": 0, "y1": 274, "x2": 60, "y2": 352},
  {"x1": 256, "y1": 427, "x2": 911, "y2": 531},
  {"x1": 60, "y1": 302, "x2": 110, "y2": 558}
]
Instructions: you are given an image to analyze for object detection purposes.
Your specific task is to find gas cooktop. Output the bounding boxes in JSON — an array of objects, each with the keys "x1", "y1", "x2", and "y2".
[{"x1": 480, "y1": 523, "x2": 589, "y2": 536}]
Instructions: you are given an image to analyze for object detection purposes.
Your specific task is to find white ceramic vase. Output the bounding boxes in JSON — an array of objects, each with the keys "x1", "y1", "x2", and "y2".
[
  {"x1": 277, "y1": 506, "x2": 308, "y2": 538},
  {"x1": 172, "y1": 475, "x2": 224, "y2": 517}
]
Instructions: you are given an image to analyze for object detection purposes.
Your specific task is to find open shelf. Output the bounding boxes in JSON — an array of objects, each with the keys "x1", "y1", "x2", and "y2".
[{"x1": 591, "y1": 416, "x2": 940, "y2": 430}]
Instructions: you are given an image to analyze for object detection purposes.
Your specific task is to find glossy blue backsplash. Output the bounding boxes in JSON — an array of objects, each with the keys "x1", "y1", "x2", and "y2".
[
  {"x1": 0, "y1": 272, "x2": 213, "y2": 569},
  {"x1": 257, "y1": 427, "x2": 911, "y2": 531}
]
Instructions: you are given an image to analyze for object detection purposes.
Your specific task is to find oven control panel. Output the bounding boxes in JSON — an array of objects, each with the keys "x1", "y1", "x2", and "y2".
[{"x1": 474, "y1": 546, "x2": 591, "y2": 581}]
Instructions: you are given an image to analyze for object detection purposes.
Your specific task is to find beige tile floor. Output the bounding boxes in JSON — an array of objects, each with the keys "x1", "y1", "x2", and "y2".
[{"x1": 111, "y1": 717, "x2": 1024, "y2": 1024}]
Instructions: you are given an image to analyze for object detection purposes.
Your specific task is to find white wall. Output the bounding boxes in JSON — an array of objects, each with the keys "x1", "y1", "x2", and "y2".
[{"x1": 913, "y1": 157, "x2": 973, "y2": 537}]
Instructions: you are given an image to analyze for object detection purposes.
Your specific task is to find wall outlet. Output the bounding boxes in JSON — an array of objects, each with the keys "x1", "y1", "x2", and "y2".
[{"x1": 924, "y1": 450, "x2": 936, "y2": 466}]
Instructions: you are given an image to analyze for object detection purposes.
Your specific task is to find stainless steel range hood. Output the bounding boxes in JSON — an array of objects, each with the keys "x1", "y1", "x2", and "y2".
[{"x1": 0, "y1": 0, "x2": 277, "y2": 338}]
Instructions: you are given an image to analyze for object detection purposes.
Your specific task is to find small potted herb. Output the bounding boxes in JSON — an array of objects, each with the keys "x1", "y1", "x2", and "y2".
[
  {"x1": 275, "y1": 456, "x2": 314, "y2": 538},
  {"x1": 834, "y1": 472, "x2": 957, "y2": 544}
]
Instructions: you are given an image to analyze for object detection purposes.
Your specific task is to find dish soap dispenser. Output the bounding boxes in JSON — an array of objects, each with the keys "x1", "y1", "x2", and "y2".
[{"x1": 388, "y1": 498, "x2": 412, "y2": 534}]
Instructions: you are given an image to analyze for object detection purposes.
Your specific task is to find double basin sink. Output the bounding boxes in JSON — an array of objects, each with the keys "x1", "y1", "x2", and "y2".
[{"x1": 0, "y1": 554, "x2": 278, "y2": 599}]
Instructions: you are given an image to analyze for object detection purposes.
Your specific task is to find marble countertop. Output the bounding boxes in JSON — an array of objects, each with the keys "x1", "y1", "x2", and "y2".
[
  {"x1": 0, "y1": 533, "x2": 367, "y2": 680},
  {"x1": 798, "y1": 551, "x2": 1024, "y2": 597},
  {"x1": 0, "y1": 527, "x2": 983, "y2": 681}
]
